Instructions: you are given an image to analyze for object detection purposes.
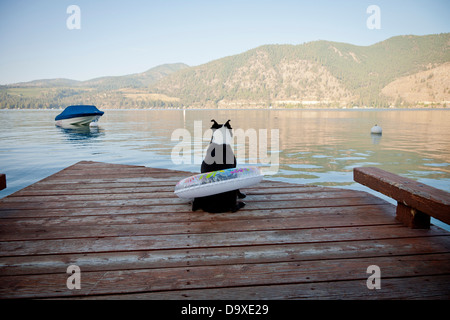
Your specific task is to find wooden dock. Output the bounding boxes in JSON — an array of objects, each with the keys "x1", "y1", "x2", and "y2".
[{"x1": 0, "y1": 161, "x2": 449, "y2": 299}]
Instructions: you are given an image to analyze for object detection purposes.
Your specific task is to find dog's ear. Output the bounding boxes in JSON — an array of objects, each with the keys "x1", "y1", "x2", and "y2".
[
  {"x1": 224, "y1": 120, "x2": 232, "y2": 129},
  {"x1": 211, "y1": 119, "x2": 220, "y2": 129}
]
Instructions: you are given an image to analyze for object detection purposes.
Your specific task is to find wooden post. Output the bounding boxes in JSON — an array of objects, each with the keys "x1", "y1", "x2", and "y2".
[
  {"x1": 396, "y1": 202, "x2": 430, "y2": 229},
  {"x1": 0, "y1": 174, "x2": 5, "y2": 191}
]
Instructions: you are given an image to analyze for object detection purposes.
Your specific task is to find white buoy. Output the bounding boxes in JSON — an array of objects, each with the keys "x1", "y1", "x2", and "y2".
[{"x1": 371, "y1": 124, "x2": 382, "y2": 134}]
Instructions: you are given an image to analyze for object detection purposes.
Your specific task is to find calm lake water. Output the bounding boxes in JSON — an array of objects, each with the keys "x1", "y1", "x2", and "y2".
[{"x1": 1, "y1": 109, "x2": 449, "y2": 228}]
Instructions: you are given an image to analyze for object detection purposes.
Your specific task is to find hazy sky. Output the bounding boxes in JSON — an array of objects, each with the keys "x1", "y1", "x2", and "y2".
[{"x1": 0, "y1": 0, "x2": 449, "y2": 84}]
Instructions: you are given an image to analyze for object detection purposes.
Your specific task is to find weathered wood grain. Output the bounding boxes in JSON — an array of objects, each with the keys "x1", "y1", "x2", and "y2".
[
  {"x1": 354, "y1": 167, "x2": 450, "y2": 226},
  {"x1": 87, "y1": 275, "x2": 450, "y2": 300},
  {"x1": 1, "y1": 225, "x2": 447, "y2": 257},
  {"x1": 1, "y1": 253, "x2": 449, "y2": 299},
  {"x1": 2, "y1": 237, "x2": 449, "y2": 276},
  {"x1": 0, "y1": 161, "x2": 449, "y2": 299}
]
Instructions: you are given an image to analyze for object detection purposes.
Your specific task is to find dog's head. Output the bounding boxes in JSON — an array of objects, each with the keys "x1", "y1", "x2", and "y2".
[{"x1": 210, "y1": 119, "x2": 233, "y2": 145}]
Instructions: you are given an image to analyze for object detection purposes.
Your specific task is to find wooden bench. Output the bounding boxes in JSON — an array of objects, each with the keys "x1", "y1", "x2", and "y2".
[
  {"x1": 0, "y1": 174, "x2": 5, "y2": 191},
  {"x1": 354, "y1": 167, "x2": 450, "y2": 229}
]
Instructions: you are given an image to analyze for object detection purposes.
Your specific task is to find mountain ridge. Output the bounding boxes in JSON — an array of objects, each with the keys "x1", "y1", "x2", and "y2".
[
  {"x1": 7, "y1": 63, "x2": 189, "y2": 89},
  {"x1": 1, "y1": 33, "x2": 449, "y2": 109},
  {"x1": 151, "y1": 33, "x2": 449, "y2": 108}
]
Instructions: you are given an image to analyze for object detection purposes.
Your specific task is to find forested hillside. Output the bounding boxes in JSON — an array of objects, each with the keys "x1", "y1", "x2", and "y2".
[
  {"x1": 0, "y1": 63, "x2": 188, "y2": 109},
  {"x1": 152, "y1": 33, "x2": 450, "y2": 108},
  {"x1": 1, "y1": 34, "x2": 449, "y2": 109}
]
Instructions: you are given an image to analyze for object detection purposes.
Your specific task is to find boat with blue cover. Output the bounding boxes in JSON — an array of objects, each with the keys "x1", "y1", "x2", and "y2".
[{"x1": 55, "y1": 105, "x2": 104, "y2": 126}]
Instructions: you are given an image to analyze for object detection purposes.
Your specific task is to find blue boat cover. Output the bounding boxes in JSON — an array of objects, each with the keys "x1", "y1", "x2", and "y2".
[{"x1": 55, "y1": 105, "x2": 104, "y2": 121}]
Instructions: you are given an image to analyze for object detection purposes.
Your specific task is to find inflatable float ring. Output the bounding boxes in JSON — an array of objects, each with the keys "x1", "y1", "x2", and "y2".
[{"x1": 174, "y1": 167, "x2": 263, "y2": 199}]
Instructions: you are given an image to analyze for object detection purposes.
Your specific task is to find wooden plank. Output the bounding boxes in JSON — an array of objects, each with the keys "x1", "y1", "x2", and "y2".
[
  {"x1": 1, "y1": 253, "x2": 449, "y2": 299},
  {"x1": 0, "y1": 209, "x2": 401, "y2": 241},
  {"x1": 91, "y1": 275, "x2": 450, "y2": 300},
  {"x1": 22, "y1": 176, "x2": 184, "y2": 185},
  {"x1": 0, "y1": 225, "x2": 447, "y2": 257},
  {"x1": 0, "y1": 201, "x2": 394, "y2": 220},
  {"x1": 9, "y1": 185, "x2": 331, "y2": 197},
  {"x1": 6, "y1": 181, "x2": 296, "y2": 197},
  {"x1": 2, "y1": 236, "x2": 449, "y2": 276},
  {"x1": 63, "y1": 161, "x2": 192, "y2": 175},
  {"x1": 0, "y1": 203, "x2": 397, "y2": 228},
  {"x1": 56, "y1": 172, "x2": 187, "y2": 179},
  {"x1": 52, "y1": 168, "x2": 182, "y2": 177},
  {"x1": 0, "y1": 189, "x2": 372, "y2": 204},
  {"x1": 9, "y1": 185, "x2": 179, "y2": 196},
  {"x1": 354, "y1": 167, "x2": 450, "y2": 225},
  {"x1": 0, "y1": 204, "x2": 188, "y2": 218},
  {"x1": 2, "y1": 184, "x2": 349, "y2": 200},
  {"x1": 0, "y1": 191, "x2": 388, "y2": 212},
  {"x1": 0, "y1": 198, "x2": 390, "y2": 219}
]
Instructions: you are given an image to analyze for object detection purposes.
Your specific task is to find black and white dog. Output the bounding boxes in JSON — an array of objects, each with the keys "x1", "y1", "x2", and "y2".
[{"x1": 192, "y1": 119, "x2": 246, "y2": 213}]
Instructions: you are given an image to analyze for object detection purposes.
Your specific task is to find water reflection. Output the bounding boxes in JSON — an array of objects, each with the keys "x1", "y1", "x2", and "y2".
[
  {"x1": 370, "y1": 133, "x2": 382, "y2": 145},
  {"x1": 57, "y1": 125, "x2": 105, "y2": 142}
]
